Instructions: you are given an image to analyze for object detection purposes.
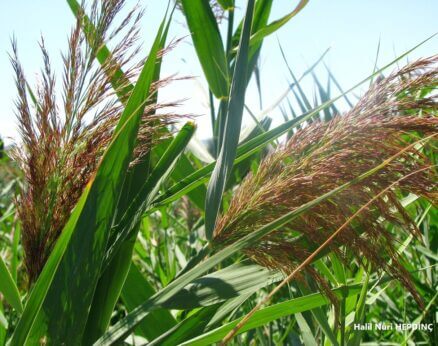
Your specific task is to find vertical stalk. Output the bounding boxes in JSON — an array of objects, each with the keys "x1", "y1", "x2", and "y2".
[
  {"x1": 209, "y1": 90, "x2": 216, "y2": 156},
  {"x1": 225, "y1": 2, "x2": 235, "y2": 60},
  {"x1": 340, "y1": 296, "x2": 346, "y2": 346},
  {"x1": 215, "y1": 2, "x2": 234, "y2": 157}
]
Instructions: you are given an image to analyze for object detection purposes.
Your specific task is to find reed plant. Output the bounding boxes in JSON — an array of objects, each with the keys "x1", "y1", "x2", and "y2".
[{"x1": 0, "y1": 1, "x2": 436, "y2": 345}]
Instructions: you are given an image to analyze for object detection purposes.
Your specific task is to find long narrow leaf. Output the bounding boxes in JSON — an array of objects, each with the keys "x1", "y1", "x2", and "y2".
[
  {"x1": 0, "y1": 256, "x2": 22, "y2": 314},
  {"x1": 205, "y1": 0, "x2": 255, "y2": 239},
  {"x1": 180, "y1": 0, "x2": 229, "y2": 98},
  {"x1": 149, "y1": 305, "x2": 220, "y2": 346},
  {"x1": 121, "y1": 263, "x2": 177, "y2": 340},
  {"x1": 82, "y1": 16, "x2": 174, "y2": 343},
  {"x1": 163, "y1": 262, "x2": 282, "y2": 310},
  {"x1": 83, "y1": 121, "x2": 195, "y2": 342},
  {"x1": 95, "y1": 141, "x2": 411, "y2": 345},
  {"x1": 104, "y1": 122, "x2": 197, "y2": 266},
  {"x1": 231, "y1": 0, "x2": 274, "y2": 83},
  {"x1": 9, "y1": 14, "x2": 169, "y2": 346},
  {"x1": 180, "y1": 284, "x2": 362, "y2": 346},
  {"x1": 152, "y1": 35, "x2": 435, "y2": 208},
  {"x1": 249, "y1": 0, "x2": 308, "y2": 47},
  {"x1": 67, "y1": 0, "x2": 207, "y2": 211},
  {"x1": 8, "y1": 188, "x2": 89, "y2": 346}
]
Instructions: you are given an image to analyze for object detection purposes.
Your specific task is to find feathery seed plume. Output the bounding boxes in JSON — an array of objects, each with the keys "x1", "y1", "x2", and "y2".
[
  {"x1": 11, "y1": 0, "x2": 175, "y2": 283},
  {"x1": 214, "y1": 56, "x2": 438, "y2": 307}
]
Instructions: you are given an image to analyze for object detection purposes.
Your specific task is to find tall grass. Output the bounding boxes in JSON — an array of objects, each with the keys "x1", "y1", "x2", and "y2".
[{"x1": 0, "y1": 1, "x2": 436, "y2": 345}]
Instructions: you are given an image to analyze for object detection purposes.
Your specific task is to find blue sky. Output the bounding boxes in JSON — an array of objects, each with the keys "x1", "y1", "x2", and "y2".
[{"x1": 0, "y1": 1, "x2": 437, "y2": 145}]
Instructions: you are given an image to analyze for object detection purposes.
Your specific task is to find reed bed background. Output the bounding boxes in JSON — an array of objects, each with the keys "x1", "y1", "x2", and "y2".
[{"x1": 0, "y1": 1, "x2": 436, "y2": 345}]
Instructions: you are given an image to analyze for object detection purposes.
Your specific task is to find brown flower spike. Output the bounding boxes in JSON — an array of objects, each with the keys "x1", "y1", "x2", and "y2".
[
  {"x1": 11, "y1": 0, "x2": 173, "y2": 284},
  {"x1": 214, "y1": 56, "x2": 438, "y2": 306}
]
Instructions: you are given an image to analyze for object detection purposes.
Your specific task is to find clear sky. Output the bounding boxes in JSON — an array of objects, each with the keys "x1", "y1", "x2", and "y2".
[{"x1": 0, "y1": 1, "x2": 437, "y2": 145}]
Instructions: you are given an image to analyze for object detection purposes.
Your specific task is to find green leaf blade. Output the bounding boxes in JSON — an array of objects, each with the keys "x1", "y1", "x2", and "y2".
[
  {"x1": 121, "y1": 263, "x2": 177, "y2": 340},
  {"x1": 205, "y1": 0, "x2": 256, "y2": 239},
  {"x1": 181, "y1": 0, "x2": 229, "y2": 98},
  {"x1": 0, "y1": 256, "x2": 22, "y2": 314},
  {"x1": 10, "y1": 14, "x2": 169, "y2": 346},
  {"x1": 180, "y1": 284, "x2": 362, "y2": 346}
]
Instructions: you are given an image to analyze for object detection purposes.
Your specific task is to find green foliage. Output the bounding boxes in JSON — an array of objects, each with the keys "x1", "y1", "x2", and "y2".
[
  {"x1": 205, "y1": 0, "x2": 255, "y2": 239},
  {"x1": 0, "y1": 258, "x2": 22, "y2": 314},
  {"x1": 181, "y1": 0, "x2": 230, "y2": 99},
  {"x1": 0, "y1": 1, "x2": 436, "y2": 346}
]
